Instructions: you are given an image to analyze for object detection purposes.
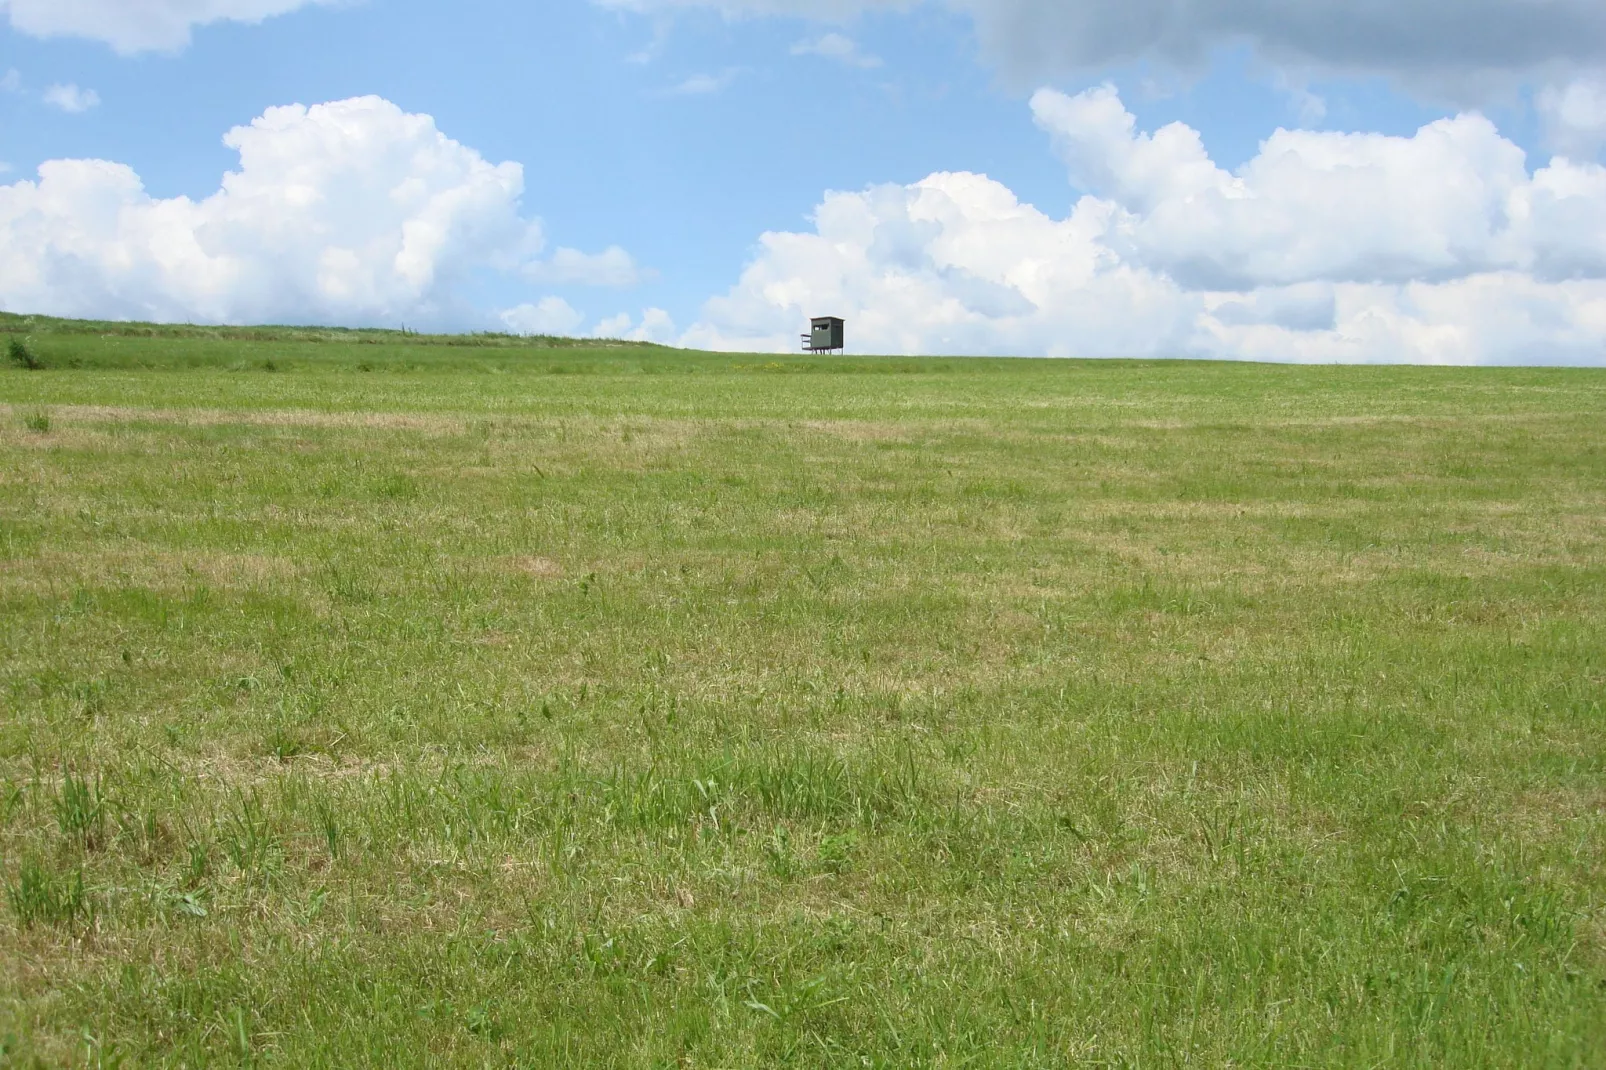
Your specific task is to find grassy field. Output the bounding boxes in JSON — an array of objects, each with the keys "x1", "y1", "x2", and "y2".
[{"x1": 1, "y1": 314, "x2": 1604, "y2": 1066}]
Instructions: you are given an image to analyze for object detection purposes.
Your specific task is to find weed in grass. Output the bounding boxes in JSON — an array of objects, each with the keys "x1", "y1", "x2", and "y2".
[
  {"x1": 816, "y1": 829, "x2": 859, "y2": 874},
  {"x1": 5, "y1": 336, "x2": 43, "y2": 370},
  {"x1": 463, "y1": 1003, "x2": 501, "y2": 1039},
  {"x1": 262, "y1": 724, "x2": 306, "y2": 762},
  {"x1": 21, "y1": 410, "x2": 50, "y2": 433},
  {"x1": 171, "y1": 891, "x2": 208, "y2": 918}
]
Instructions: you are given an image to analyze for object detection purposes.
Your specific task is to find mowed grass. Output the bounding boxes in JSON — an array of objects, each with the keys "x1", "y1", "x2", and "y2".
[{"x1": 1, "y1": 317, "x2": 1604, "y2": 1066}]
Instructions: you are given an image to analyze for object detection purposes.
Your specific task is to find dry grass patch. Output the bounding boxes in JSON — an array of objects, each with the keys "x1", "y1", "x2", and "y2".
[
  {"x1": 503, "y1": 555, "x2": 564, "y2": 578},
  {"x1": 0, "y1": 549, "x2": 299, "y2": 596},
  {"x1": 0, "y1": 403, "x2": 475, "y2": 435}
]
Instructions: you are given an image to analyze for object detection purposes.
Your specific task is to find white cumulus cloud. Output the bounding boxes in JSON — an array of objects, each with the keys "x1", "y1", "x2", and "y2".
[
  {"x1": 596, "y1": 307, "x2": 677, "y2": 343},
  {"x1": 42, "y1": 84, "x2": 100, "y2": 113},
  {"x1": 0, "y1": 96, "x2": 555, "y2": 327},
  {"x1": 1032, "y1": 85, "x2": 1606, "y2": 288},
  {"x1": 501, "y1": 296, "x2": 585, "y2": 336},
  {"x1": 682, "y1": 87, "x2": 1606, "y2": 364},
  {"x1": 1, "y1": 0, "x2": 332, "y2": 53}
]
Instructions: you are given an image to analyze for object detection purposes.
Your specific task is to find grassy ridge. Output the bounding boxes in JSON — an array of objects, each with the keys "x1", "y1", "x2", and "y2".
[
  {"x1": 1, "y1": 323, "x2": 1604, "y2": 1066},
  {"x1": 0, "y1": 310, "x2": 652, "y2": 349}
]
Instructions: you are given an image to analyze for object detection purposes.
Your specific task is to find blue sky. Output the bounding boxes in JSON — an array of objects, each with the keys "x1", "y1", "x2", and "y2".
[{"x1": 2, "y1": 0, "x2": 1604, "y2": 362}]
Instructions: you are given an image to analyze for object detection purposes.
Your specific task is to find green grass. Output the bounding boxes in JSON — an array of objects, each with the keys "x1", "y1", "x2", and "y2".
[{"x1": 1, "y1": 317, "x2": 1604, "y2": 1066}]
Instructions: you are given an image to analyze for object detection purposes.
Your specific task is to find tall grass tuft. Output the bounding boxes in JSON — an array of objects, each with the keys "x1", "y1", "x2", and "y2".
[
  {"x1": 6, "y1": 858, "x2": 93, "y2": 929},
  {"x1": 56, "y1": 770, "x2": 107, "y2": 850}
]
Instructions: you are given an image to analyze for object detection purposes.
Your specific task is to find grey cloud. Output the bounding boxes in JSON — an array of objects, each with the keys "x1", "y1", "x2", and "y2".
[
  {"x1": 966, "y1": 0, "x2": 1606, "y2": 90},
  {"x1": 599, "y1": 0, "x2": 1606, "y2": 99}
]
